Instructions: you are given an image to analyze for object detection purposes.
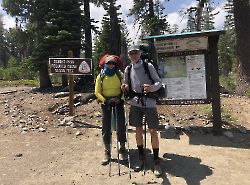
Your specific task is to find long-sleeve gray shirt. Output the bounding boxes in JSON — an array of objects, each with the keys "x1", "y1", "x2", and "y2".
[{"x1": 124, "y1": 59, "x2": 162, "y2": 108}]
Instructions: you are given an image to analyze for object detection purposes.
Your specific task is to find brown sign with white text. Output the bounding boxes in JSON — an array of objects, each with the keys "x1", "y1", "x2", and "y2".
[{"x1": 49, "y1": 58, "x2": 92, "y2": 75}]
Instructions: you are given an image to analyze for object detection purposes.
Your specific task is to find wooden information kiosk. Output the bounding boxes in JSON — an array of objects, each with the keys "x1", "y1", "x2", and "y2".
[{"x1": 144, "y1": 30, "x2": 225, "y2": 135}]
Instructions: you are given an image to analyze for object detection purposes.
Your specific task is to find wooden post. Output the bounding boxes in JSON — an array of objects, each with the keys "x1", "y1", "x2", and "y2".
[
  {"x1": 209, "y1": 36, "x2": 222, "y2": 135},
  {"x1": 68, "y1": 50, "x2": 74, "y2": 116}
]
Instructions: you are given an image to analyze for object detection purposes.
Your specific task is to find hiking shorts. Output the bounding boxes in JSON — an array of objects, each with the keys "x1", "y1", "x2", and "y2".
[{"x1": 129, "y1": 105, "x2": 159, "y2": 129}]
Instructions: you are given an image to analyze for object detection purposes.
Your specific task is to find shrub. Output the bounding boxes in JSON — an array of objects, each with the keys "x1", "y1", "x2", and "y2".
[
  {"x1": 50, "y1": 74, "x2": 62, "y2": 85},
  {"x1": 3, "y1": 67, "x2": 22, "y2": 80},
  {"x1": 219, "y1": 74, "x2": 236, "y2": 93},
  {"x1": 0, "y1": 68, "x2": 4, "y2": 79},
  {"x1": 0, "y1": 66, "x2": 38, "y2": 81}
]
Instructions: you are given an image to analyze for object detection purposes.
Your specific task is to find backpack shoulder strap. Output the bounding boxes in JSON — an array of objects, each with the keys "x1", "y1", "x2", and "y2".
[
  {"x1": 127, "y1": 64, "x2": 132, "y2": 76},
  {"x1": 116, "y1": 70, "x2": 122, "y2": 83},
  {"x1": 100, "y1": 69, "x2": 105, "y2": 82},
  {"x1": 142, "y1": 60, "x2": 154, "y2": 84},
  {"x1": 127, "y1": 64, "x2": 132, "y2": 92}
]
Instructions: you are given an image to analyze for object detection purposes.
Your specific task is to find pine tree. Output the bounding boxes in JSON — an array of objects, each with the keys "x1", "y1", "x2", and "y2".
[
  {"x1": 201, "y1": 1, "x2": 216, "y2": 30},
  {"x1": 218, "y1": 0, "x2": 236, "y2": 76},
  {"x1": 93, "y1": 16, "x2": 111, "y2": 64},
  {"x1": 2, "y1": 0, "x2": 83, "y2": 88},
  {"x1": 218, "y1": 32, "x2": 235, "y2": 76},
  {"x1": 185, "y1": 8, "x2": 196, "y2": 32},
  {"x1": 183, "y1": 0, "x2": 216, "y2": 32},
  {"x1": 224, "y1": 0, "x2": 234, "y2": 31},
  {"x1": 128, "y1": 0, "x2": 169, "y2": 37},
  {"x1": 92, "y1": 0, "x2": 131, "y2": 71}
]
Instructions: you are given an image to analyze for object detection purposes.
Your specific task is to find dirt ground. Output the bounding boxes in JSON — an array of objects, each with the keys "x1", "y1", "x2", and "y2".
[{"x1": 0, "y1": 85, "x2": 250, "y2": 185}]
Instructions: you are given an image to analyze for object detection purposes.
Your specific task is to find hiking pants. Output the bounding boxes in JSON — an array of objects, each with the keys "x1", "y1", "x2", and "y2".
[{"x1": 101, "y1": 103, "x2": 126, "y2": 145}]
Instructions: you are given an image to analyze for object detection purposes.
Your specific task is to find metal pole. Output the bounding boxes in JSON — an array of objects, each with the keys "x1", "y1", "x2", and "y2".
[
  {"x1": 68, "y1": 50, "x2": 74, "y2": 116},
  {"x1": 124, "y1": 103, "x2": 132, "y2": 179},
  {"x1": 115, "y1": 106, "x2": 121, "y2": 176},
  {"x1": 109, "y1": 106, "x2": 113, "y2": 177},
  {"x1": 143, "y1": 94, "x2": 147, "y2": 175}
]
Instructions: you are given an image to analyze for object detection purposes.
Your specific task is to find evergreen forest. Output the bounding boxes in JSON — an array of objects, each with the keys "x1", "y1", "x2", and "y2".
[{"x1": 0, "y1": 0, "x2": 249, "y2": 96}]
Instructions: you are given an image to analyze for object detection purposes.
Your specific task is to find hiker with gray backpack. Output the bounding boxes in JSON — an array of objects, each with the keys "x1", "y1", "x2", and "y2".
[
  {"x1": 94, "y1": 55, "x2": 127, "y2": 167},
  {"x1": 121, "y1": 44, "x2": 163, "y2": 177}
]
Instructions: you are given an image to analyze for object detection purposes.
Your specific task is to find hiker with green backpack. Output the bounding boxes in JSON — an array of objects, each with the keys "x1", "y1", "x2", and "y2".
[
  {"x1": 94, "y1": 55, "x2": 127, "y2": 166},
  {"x1": 121, "y1": 44, "x2": 163, "y2": 177}
]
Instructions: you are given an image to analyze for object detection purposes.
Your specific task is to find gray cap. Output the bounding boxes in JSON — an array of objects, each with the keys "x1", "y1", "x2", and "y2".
[{"x1": 128, "y1": 45, "x2": 140, "y2": 52}]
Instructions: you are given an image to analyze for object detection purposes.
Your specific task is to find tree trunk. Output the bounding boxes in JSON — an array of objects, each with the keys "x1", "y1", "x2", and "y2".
[
  {"x1": 2, "y1": 48, "x2": 8, "y2": 68},
  {"x1": 83, "y1": 0, "x2": 93, "y2": 85},
  {"x1": 109, "y1": 1, "x2": 121, "y2": 55},
  {"x1": 61, "y1": 75, "x2": 68, "y2": 87},
  {"x1": 84, "y1": 0, "x2": 92, "y2": 59},
  {"x1": 39, "y1": 62, "x2": 52, "y2": 89},
  {"x1": 148, "y1": 0, "x2": 155, "y2": 35},
  {"x1": 76, "y1": 0, "x2": 94, "y2": 90},
  {"x1": 233, "y1": 0, "x2": 250, "y2": 94},
  {"x1": 196, "y1": 0, "x2": 206, "y2": 31}
]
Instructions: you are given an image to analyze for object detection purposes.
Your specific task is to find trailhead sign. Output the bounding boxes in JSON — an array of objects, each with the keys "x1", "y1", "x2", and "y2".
[
  {"x1": 155, "y1": 36, "x2": 208, "y2": 53},
  {"x1": 49, "y1": 58, "x2": 92, "y2": 75},
  {"x1": 144, "y1": 30, "x2": 224, "y2": 104},
  {"x1": 156, "y1": 36, "x2": 208, "y2": 102},
  {"x1": 160, "y1": 54, "x2": 207, "y2": 100},
  {"x1": 49, "y1": 56, "x2": 92, "y2": 116},
  {"x1": 144, "y1": 30, "x2": 225, "y2": 134}
]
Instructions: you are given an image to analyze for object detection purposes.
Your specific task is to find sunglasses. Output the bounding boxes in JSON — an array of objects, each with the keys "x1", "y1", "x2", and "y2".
[{"x1": 129, "y1": 51, "x2": 139, "y2": 55}]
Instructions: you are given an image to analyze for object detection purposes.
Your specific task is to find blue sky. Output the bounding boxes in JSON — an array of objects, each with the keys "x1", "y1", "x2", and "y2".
[
  {"x1": 1, "y1": 0, "x2": 226, "y2": 41},
  {"x1": 92, "y1": 0, "x2": 226, "y2": 40}
]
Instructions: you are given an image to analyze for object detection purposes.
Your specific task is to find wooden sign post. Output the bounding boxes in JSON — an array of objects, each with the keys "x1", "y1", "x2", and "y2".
[
  {"x1": 49, "y1": 52, "x2": 92, "y2": 116},
  {"x1": 68, "y1": 51, "x2": 74, "y2": 116}
]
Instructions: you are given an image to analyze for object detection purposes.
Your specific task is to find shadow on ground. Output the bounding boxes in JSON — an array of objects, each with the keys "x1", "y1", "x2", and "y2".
[
  {"x1": 161, "y1": 153, "x2": 213, "y2": 185},
  {"x1": 159, "y1": 126, "x2": 250, "y2": 149},
  {"x1": 73, "y1": 120, "x2": 102, "y2": 129},
  {"x1": 108, "y1": 149, "x2": 213, "y2": 185}
]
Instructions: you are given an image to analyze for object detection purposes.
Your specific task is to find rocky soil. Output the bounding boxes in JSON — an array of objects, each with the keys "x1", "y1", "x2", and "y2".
[{"x1": 0, "y1": 85, "x2": 249, "y2": 185}]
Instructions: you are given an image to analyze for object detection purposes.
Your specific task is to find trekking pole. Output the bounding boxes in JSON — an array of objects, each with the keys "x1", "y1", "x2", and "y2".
[
  {"x1": 143, "y1": 91, "x2": 147, "y2": 175},
  {"x1": 124, "y1": 102, "x2": 132, "y2": 179},
  {"x1": 114, "y1": 106, "x2": 121, "y2": 176},
  {"x1": 109, "y1": 106, "x2": 114, "y2": 177},
  {"x1": 143, "y1": 116, "x2": 147, "y2": 175}
]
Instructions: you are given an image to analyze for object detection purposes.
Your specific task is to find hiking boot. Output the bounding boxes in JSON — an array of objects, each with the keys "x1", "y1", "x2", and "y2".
[
  {"x1": 153, "y1": 159, "x2": 162, "y2": 177},
  {"x1": 119, "y1": 147, "x2": 128, "y2": 160},
  {"x1": 134, "y1": 155, "x2": 145, "y2": 172},
  {"x1": 101, "y1": 150, "x2": 111, "y2": 166}
]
